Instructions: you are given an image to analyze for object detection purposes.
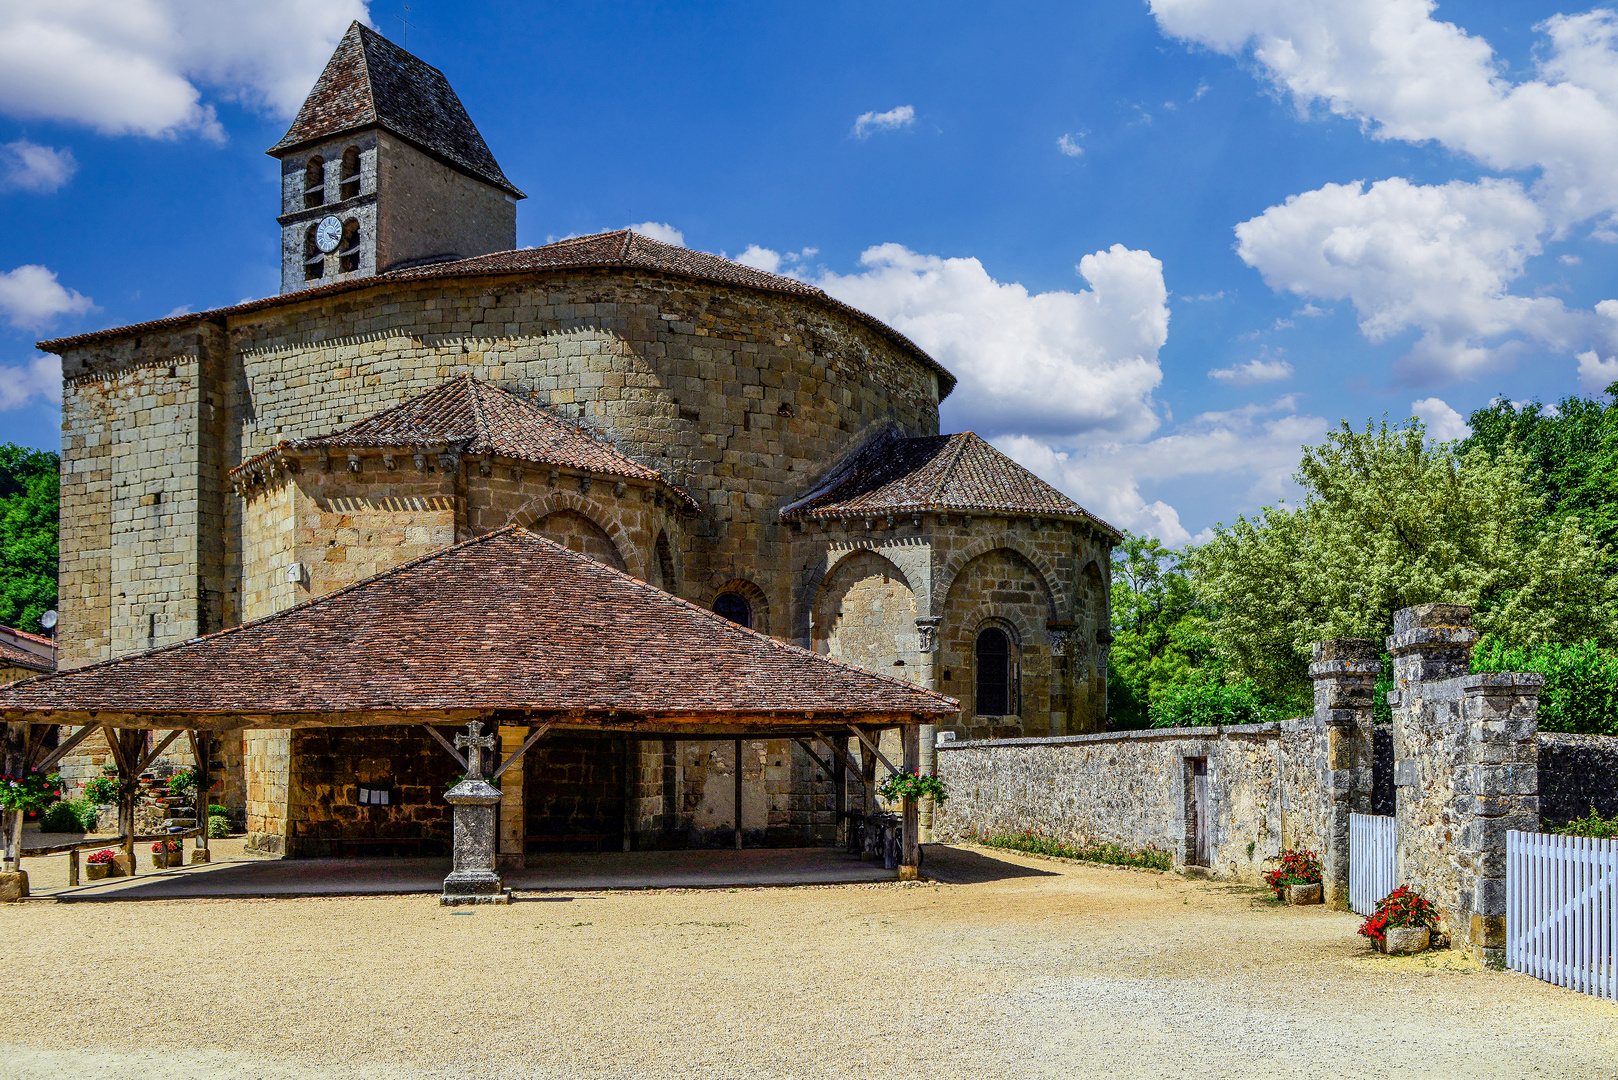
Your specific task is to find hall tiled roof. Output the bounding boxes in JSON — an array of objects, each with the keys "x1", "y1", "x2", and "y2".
[
  {"x1": 0, "y1": 626, "x2": 53, "y2": 675},
  {"x1": 0, "y1": 529, "x2": 957, "y2": 723},
  {"x1": 782, "y1": 430, "x2": 1121, "y2": 537},
  {"x1": 267, "y1": 21, "x2": 523, "y2": 198},
  {"x1": 38, "y1": 232, "x2": 953, "y2": 397}
]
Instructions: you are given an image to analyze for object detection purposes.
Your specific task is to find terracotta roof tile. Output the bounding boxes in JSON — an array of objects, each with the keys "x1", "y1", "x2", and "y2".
[
  {"x1": 782, "y1": 430, "x2": 1120, "y2": 537},
  {"x1": 0, "y1": 627, "x2": 53, "y2": 675},
  {"x1": 38, "y1": 232, "x2": 953, "y2": 397},
  {"x1": 267, "y1": 22, "x2": 523, "y2": 198},
  {"x1": 0, "y1": 530, "x2": 956, "y2": 723}
]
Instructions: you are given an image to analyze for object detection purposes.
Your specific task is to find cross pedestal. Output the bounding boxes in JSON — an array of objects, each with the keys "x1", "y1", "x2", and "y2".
[{"x1": 442, "y1": 721, "x2": 510, "y2": 905}]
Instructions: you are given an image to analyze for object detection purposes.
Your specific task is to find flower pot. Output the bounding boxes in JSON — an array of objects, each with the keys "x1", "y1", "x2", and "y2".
[
  {"x1": 1384, "y1": 926, "x2": 1430, "y2": 956},
  {"x1": 151, "y1": 851, "x2": 169, "y2": 869},
  {"x1": 1286, "y1": 882, "x2": 1323, "y2": 905},
  {"x1": 86, "y1": 863, "x2": 111, "y2": 881}
]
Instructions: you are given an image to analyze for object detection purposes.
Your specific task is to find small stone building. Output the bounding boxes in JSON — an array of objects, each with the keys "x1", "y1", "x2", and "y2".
[
  {"x1": 37, "y1": 22, "x2": 1118, "y2": 857},
  {"x1": 0, "y1": 626, "x2": 54, "y2": 686}
]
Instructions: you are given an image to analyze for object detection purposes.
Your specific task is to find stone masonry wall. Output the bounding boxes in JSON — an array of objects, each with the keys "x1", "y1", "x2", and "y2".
[
  {"x1": 284, "y1": 725, "x2": 458, "y2": 857},
  {"x1": 934, "y1": 725, "x2": 1285, "y2": 883}
]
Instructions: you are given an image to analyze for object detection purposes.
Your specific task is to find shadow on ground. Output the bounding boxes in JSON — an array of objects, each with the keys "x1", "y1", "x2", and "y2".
[{"x1": 923, "y1": 845, "x2": 1060, "y2": 885}]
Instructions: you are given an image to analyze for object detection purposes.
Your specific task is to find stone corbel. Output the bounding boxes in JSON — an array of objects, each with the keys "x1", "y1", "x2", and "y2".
[
  {"x1": 481, "y1": 454, "x2": 494, "y2": 477},
  {"x1": 438, "y1": 450, "x2": 460, "y2": 473},
  {"x1": 319, "y1": 453, "x2": 332, "y2": 474},
  {"x1": 614, "y1": 481, "x2": 625, "y2": 497},
  {"x1": 915, "y1": 617, "x2": 941, "y2": 653},
  {"x1": 1047, "y1": 620, "x2": 1077, "y2": 657},
  {"x1": 580, "y1": 476, "x2": 593, "y2": 495},
  {"x1": 347, "y1": 454, "x2": 362, "y2": 473},
  {"x1": 413, "y1": 453, "x2": 428, "y2": 472},
  {"x1": 383, "y1": 453, "x2": 397, "y2": 471}
]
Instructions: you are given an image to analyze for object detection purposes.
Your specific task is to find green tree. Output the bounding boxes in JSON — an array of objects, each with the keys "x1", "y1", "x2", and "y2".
[
  {"x1": 0, "y1": 444, "x2": 59, "y2": 632},
  {"x1": 1189, "y1": 418, "x2": 1615, "y2": 708},
  {"x1": 1459, "y1": 388, "x2": 1618, "y2": 562},
  {"x1": 1107, "y1": 534, "x2": 1216, "y2": 728}
]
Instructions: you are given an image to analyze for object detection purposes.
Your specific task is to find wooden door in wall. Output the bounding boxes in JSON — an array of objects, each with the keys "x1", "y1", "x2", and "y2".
[{"x1": 1193, "y1": 758, "x2": 1210, "y2": 866}]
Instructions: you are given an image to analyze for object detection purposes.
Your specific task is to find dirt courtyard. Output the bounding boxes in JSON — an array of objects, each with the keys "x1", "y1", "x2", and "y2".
[{"x1": 2, "y1": 844, "x2": 1613, "y2": 1080}]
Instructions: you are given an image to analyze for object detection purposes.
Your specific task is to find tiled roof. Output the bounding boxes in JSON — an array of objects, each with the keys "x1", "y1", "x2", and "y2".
[
  {"x1": 0, "y1": 529, "x2": 957, "y2": 724},
  {"x1": 782, "y1": 430, "x2": 1121, "y2": 537},
  {"x1": 0, "y1": 626, "x2": 53, "y2": 675},
  {"x1": 267, "y1": 22, "x2": 523, "y2": 198},
  {"x1": 37, "y1": 232, "x2": 954, "y2": 397}
]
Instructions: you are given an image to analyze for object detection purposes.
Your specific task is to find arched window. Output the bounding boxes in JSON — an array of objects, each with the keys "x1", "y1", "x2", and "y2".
[
  {"x1": 975, "y1": 627, "x2": 1012, "y2": 716},
  {"x1": 303, "y1": 156, "x2": 325, "y2": 209},
  {"x1": 338, "y1": 218, "x2": 361, "y2": 273},
  {"x1": 302, "y1": 225, "x2": 324, "y2": 281},
  {"x1": 713, "y1": 592, "x2": 751, "y2": 628},
  {"x1": 339, "y1": 145, "x2": 361, "y2": 200}
]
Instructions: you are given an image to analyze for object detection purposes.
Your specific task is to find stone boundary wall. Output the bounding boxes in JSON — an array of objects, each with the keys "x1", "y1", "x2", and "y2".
[
  {"x1": 934, "y1": 724, "x2": 1286, "y2": 883},
  {"x1": 1537, "y1": 732, "x2": 1618, "y2": 825}
]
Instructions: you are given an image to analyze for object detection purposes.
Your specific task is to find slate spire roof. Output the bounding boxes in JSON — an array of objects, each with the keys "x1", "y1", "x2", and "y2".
[
  {"x1": 782, "y1": 429, "x2": 1121, "y2": 537},
  {"x1": 267, "y1": 21, "x2": 523, "y2": 198},
  {"x1": 0, "y1": 529, "x2": 957, "y2": 724},
  {"x1": 235, "y1": 375, "x2": 697, "y2": 508}
]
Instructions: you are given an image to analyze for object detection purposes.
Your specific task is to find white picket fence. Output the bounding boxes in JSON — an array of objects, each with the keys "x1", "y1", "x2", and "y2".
[
  {"x1": 1507, "y1": 831, "x2": 1618, "y2": 999},
  {"x1": 1349, "y1": 813, "x2": 1397, "y2": 917}
]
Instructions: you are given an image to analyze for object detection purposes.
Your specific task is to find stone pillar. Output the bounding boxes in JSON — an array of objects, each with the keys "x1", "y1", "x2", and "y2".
[
  {"x1": 1308, "y1": 638, "x2": 1379, "y2": 909},
  {"x1": 496, "y1": 725, "x2": 526, "y2": 872},
  {"x1": 1389, "y1": 603, "x2": 1475, "y2": 687}
]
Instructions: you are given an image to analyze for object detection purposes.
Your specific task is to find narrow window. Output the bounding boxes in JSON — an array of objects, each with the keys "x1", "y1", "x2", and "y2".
[
  {"x1": 655, "y1": 531, "x2": 676, "y2": 594},
  {"x1": 339, "y1": 145, "x2": 361, "y2": 200},
  {"x1": 303, "y1": 225, "x2": 324, "y2": 281},
  {"x1": 975, "y1": 627, "x2": 1011, "y2": 716},
  {"x1": 338, "y1": 218, "x2": 361, "y2": 273},
  {"x1": 303, "y1": 156, "x2": 326, "y2": 209},
  {"x1": 713, "y1": 592, "x2": 751, "y2": 628}
]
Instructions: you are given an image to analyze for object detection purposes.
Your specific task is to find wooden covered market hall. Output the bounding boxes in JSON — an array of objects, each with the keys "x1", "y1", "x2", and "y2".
[{"x1": 0, "y1": 529, "x2": 958, "y2": 901}]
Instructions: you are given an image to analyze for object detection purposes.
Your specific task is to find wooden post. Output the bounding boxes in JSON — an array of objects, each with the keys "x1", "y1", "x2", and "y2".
[
  {"x1": 860, "y1": 741, "x2": 878, "y2": 861},
  {"x1": 733, "y1": 738, "x2": 744, "y2": 850},
  {"x1": 68, "y1": 845, "x2": 80, "y2": 886},
  {"x1": 621, "y1": 736, "x2": 635, "y2": 852},
  {"x1": 901, "y1": 724, "x2": 921, "y2": 880},
  {"x1": 192, "y1": 730, "x2": 211, "y2": 863},
  {"x1": 832, "y1": 734, "x2": 848, "y2": 849}
]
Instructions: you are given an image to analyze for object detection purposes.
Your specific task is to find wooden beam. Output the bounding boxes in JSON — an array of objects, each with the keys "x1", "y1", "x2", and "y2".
[
  {"x1": 733, "y1": 738, "x2": 744, "y2": 850},
  {"x1": 846, "y1": 724, "x2": 900, "y2": 777},
  {"x1": 792, "y1": 738, "x2": 837, "y2": 782},
  {"x1": 490, "y1": 724, "x2": 550, "y2": 779},
  {"x1": 100, "y1": 725, "x2": 132, "y2": 776},
  {"x1": 134, "y1": 729, "x2": 184, "y2": 774},
  {"x1": 32, "y1": 723, "x2": 99, "y2": 773},
  {"x1": 811, "y1": 731, "x2": 864, "y2": 780},
  {"x1": 422, "y1": 725, "x2": 468, "y2": 770},
  {"x1": 23, "y1": 724, "x2": 49, "y2": 769}
]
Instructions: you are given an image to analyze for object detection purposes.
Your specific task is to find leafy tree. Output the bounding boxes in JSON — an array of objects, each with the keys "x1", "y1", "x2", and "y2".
[
  {"x1": 1459, "y1": 388, "x2": 1618, "y2": 562},
  {"x1": 1149, "y1": 673, "x2": 1277, "y2": 728},
  {"x1": 1188, "y1": 418, "x2": 1614, "y2": 708},
  {"x1": 0, "y1": 444, "x2": 59, "y2": 632},
  {"x1": 1473, "y1": 637, "x2": 1618, "y2": 737},
  {"x1": 1107, "y1": 534, "x2": 1216, "y2": 728}
]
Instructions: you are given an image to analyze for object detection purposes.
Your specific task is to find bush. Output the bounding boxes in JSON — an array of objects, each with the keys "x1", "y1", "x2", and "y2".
[
  {"x1": 1358, "y1": 886, "x2": 1440, "y2": 943},
  {"x1": 1150, "y1": 674, "x2": 1276, "y2": 728},
  {"x1": 1472, "y1": 638, "x2": 1618, "y2": 736},
  {"x1": 207, "y1": 804, "x2": 229, "y2": 818},
  {"x1": 974, "y1": 830, "x2": 1172, "y2": 871},
  {"x1": 207, "y1": 815, "x2": 231, "y2": 839},
  {"x1": 40, "y1": 798, "x2": 98, "y2": 833},
  {"x1": 1554, "y1": 806, "x2": 1618, "y2": 839},
  {"x1": 166, "y1": 766, "x2": 197, "y2": 796},
  {"x1": 82, "y1": 775, "x2": 121, "y2": 805},
  {"x1": 1263, "y1": 849, "x2": 1322, "y2": 898}
]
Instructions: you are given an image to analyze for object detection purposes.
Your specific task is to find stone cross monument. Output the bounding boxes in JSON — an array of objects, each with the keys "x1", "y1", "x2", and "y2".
[{"x1": 441, "y1": 720, "x2": 510, "y2": 905}]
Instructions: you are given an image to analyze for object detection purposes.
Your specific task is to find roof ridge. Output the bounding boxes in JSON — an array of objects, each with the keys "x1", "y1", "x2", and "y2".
[
  {"x1": 356, "y1": 21, "x2": 380, "y2": 133},
  {"x1": 926, "y1": 431, "x2": 974, "y2": 505},
  {"x1": 618, "y1": 230, "x2": 633, "y2": 260},
  {"x1": 462, "y1": 372, "x2": 489, "y2": 447}
]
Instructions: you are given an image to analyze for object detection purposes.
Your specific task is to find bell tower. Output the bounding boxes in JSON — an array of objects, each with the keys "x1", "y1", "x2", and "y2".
[{"x1": 267, "y1": 22, "x2": 524, "y2": 294}]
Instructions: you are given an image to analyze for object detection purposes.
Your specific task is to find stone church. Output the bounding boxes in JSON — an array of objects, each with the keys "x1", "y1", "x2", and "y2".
[{"x1": 39, "y1": 22, "x2": 1118, "y2": 857}]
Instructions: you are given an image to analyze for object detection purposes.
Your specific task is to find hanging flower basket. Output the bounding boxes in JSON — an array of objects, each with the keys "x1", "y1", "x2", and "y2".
[
  {"x1": 877, "y1": 769, "x2": 949, "y2": 805},
  {"x1": 0, "y1": 769, "x2": 62, "y2": 814}
]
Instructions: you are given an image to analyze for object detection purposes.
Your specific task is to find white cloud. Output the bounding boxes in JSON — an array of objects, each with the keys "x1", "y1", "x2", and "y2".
[
  {"x1": 733, "y1": 245, "x2": 818, "y2": 277},
  {"x1": 1561, "y1": 254, "x2": 1583, "y2": 265},
  {"x1": 629, "y1": 221, "x2": 685, "y2": 246},
  {"x1": 852, "y1": 105, "x2": 914, "y2": 139},
  {"x1": 1294, "y1": 302, "x2": 1331, "y2": 317},
  {"x1": 0, "y1": 353, "x2": 62, "y2": 410},
  {"x1": 995, "y1": 398, "x2": 1326, "y2": 545},
  {"x1": 1149, "y1": 1, "x2": 1618, "y2": 230},
  {"x1": 0, "y1": 264, "x2": 94, "y2": 329},
  {"x1": 816, "y1": 243, "x2": 1168, "y2": 439},
  {"x1": 1576, "y1": 349, "x2": 1618, "y2": 392},
  {"x1": 1209, "y1": 356, "x2": 1294, "y2": 385},
  {"x1": 0, "y1": 140, "x2": 75, "y2": 192},
  {"x1": 1233, "y1": 176, "x2": 1590, "y2": 383},
  {"x1": 1056, "y1": 133, "x2": 1084, "y2": 156},
  {"x1": 1411, "y1": 396, "x2": 1472, "y2": 440},
  {"x1": 0, "y1": 0, "x2": 368, "y2": 140}
]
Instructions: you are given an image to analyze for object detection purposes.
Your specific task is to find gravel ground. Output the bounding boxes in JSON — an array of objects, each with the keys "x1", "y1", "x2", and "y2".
[{"x1": 2, "y1": 844, "x2": 1614, "y2": 1080}]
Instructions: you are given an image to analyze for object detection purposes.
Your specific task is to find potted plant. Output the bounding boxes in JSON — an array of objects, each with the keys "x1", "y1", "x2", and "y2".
[
  {"x1": 86, "y1": 848, "x2": 116, "y2": 881},
  {"x1": 1358, "y1": 886, "x2": 1440, "y2": 954},
  {"x1": 1263, "y1": 849, "x2": 1323, "y2": 905},
  {"x1": 0, "y1": 768, "x2": 62, "y2": 816},
  {"x1": 876, "y1": 769, "x2": 949, "y2": 807},
  {"x1": 151, "y1": 839, "x2": 184, "y2": 869}
]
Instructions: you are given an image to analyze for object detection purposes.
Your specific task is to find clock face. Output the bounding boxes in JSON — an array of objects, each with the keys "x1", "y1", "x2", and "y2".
[{"x1": 315, "y1": 215, "x2": 344, "y2": 253}]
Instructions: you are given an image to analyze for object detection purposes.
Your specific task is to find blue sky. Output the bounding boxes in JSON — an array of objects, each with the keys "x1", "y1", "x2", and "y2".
[{"x1": 2, "y1": 0, "x2": 1617, "y2": 543}]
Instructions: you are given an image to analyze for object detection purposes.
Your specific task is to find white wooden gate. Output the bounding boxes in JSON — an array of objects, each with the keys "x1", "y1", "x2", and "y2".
[
  {"x1": 1349, "y1": 813, "x2": 1397, "y2": 916},
  {"x1": 1507, "y1": 830, "x2": 1618, "y2": 999}
]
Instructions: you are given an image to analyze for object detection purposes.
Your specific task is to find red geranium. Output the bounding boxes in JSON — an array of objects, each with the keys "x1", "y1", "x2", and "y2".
[
  {"x1": 1358, "y1": 885, "x2": 1439, "y2": 942},
  {"x1": 1263, "y1": 849, "x2": 1322, "y2": 898}
]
